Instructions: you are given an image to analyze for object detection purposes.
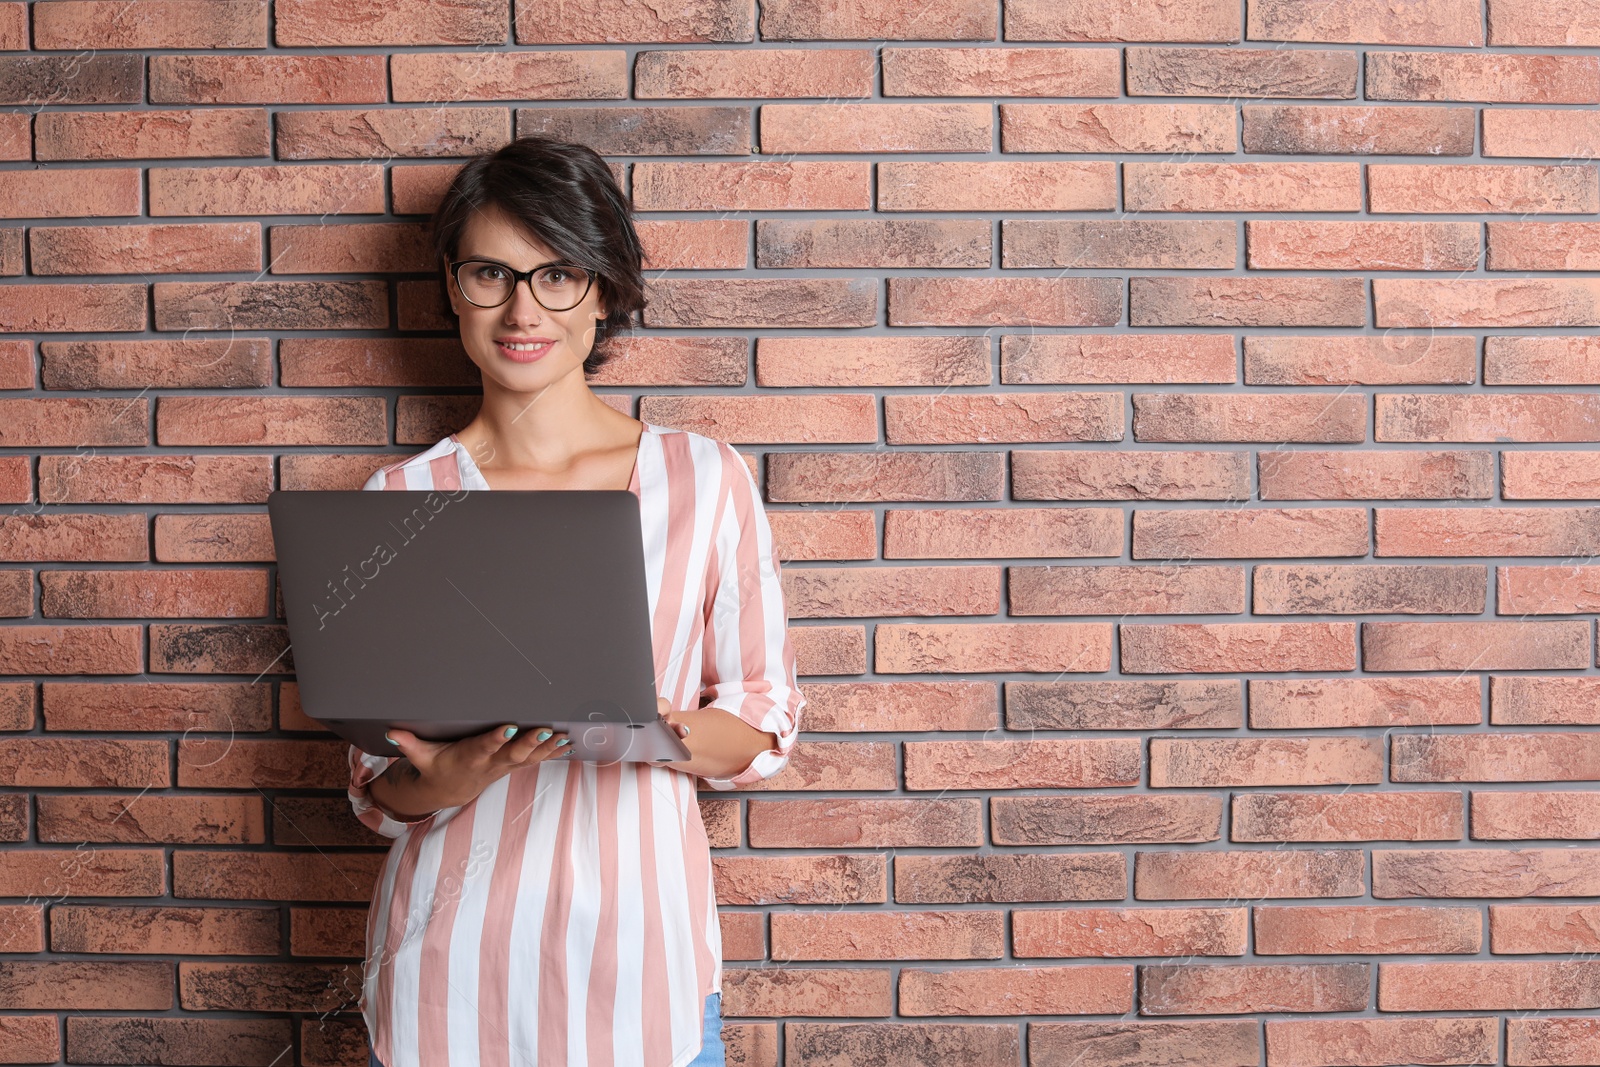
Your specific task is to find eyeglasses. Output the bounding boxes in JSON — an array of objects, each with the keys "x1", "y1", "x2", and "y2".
[{"x1": 449, "y1": 259, "x2": 597, "y2": 312}]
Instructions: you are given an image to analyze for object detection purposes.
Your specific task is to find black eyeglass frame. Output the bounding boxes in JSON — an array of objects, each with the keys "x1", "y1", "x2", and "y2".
[{"x1": 447, "y1": 258, "x2": 599, "y2": 312}]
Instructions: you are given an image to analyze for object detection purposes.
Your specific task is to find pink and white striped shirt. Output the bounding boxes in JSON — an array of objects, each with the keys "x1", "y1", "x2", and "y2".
[{"x1": 346, "y1": 421, "x2": 805, "y2": 1067}]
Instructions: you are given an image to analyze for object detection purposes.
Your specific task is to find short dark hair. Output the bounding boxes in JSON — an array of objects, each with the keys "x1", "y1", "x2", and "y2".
[{"x1": 428, "y1": 136, "x2": 648, "y2": 374}]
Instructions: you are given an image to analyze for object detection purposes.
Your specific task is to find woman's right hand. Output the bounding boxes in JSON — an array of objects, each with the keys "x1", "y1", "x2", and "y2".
[{"x1": 381, "y1": 723, "x2": 572, "y2": 808}]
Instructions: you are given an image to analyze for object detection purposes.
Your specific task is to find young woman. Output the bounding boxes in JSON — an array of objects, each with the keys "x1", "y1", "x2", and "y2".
[{"x1": 344, "y1": 137, "x2": 806, "y2": 1067}]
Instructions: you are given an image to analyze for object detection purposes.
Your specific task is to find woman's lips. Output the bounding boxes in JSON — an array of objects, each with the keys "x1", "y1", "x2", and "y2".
[{"x1": 497, "y1": 340, "x2": 553, "y2": 362}]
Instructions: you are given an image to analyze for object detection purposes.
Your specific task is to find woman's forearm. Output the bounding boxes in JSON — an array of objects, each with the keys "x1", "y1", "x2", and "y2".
[
  {"x1": 662, "y1": 708, "x2": 779, "y2": 780},
  {"x1": 368, "y1": 757, "x2": 452, "y2": 820}
]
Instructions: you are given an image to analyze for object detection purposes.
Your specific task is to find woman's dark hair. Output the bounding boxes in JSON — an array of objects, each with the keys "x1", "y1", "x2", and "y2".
[{"x1": 428, "y1": 136, "x2": 648, "y2": 375}]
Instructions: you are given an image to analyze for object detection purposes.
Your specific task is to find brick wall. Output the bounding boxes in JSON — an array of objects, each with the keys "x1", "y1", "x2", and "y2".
[{"x1": 3, "y1": 0, "x2": 1600, "y2": 1064}]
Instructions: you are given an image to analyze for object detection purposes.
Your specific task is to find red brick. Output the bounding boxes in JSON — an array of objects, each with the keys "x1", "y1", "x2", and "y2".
[
  {"x1": 276, "y1": 0, "x2": 507, "y2": 46},
  {"x1": 877, "y1": 622, "x2": 1113, "y2": 674},
  {"x1": 756, "y1": 335, "x2": 989, "y2": 387},
  {"x1": 1488, "y1": 222, "x2": 1600, "y2": 271},
  {"x1": 1259, "y1": 449, "x2": 1492, "y2": 500},
  {"x1": 518, "y1": 105, "x2": 747, "y2": 155},
  {"x1": 766, "y1": 450, "x2": 1004, "y2": 502},
  {"x1": 1485, "y1": 108, "x2": 1600, "y2": 157},
  {"x1": 1234, "y1": 792, "x2": 1465, "y2": 842},
  {"x1": 902, "y1": 738, "x2": 1140, "y2": 790},
  {"x1": 1130, "y1": 278, "x2": 1367, "y2": 327},
  {"x1": 0, "y1": 515, "x2": 147, "y2": 562},
  {"x1": 771, "y1": 910, "x2": 1004, "y2": 960},
  {"x1": 1001, "y1": 103, "x2": 1235, "y2": 153},
  {"x1": 1003, "y1": 222, "x2": 1237, "y2": 271},
  {"x1": 1367, "y1": 50, "x2": 1600, "y2": 102},
  {"x1": 1252, "y1": 563, "x2": 1486, "y2": 614},
  {"x1": 1377, "y1": 505, "x2": 1600, "y2": 555},
  {"x1": 1493, "y1": 676, "x2": 1600, "y2": 726},
  {"x1": 1127, "y1": 46, "x2": 1358, "y2": 97},
  {"x1": 1474, "y1": 792, "x2": 1600, "y2": 841},
  {"x1": 767, "y1": 511, "x2": 877, "y2": 562},
  {"x1": 1377, "y1": 394, "x2": 1600, "y2": 441},
  {"x1": 1030, "y1": 1021, "x2": 1260, "y2": 1067},
  {"x1": 1492, "y1": 905, "x2": 1600, "y2": 953},
  {"x1": 1265, "y1": 1017, "x2": 1497, "y2": 1067},
  {"x1": 712, "y1": 855, "x2": 885, "y2": 904},
  {"x1": 756, "y1": 0, "x2": 991, "y2": 40},
  {"x1": 644, "y1": 278, "x2": 875, "y2": 328},
  {"x1": 1369, "y1": 163, "x2": 1598, "y2": 213},
  {"x1": 1123, "y1": 622, "x2": 1358, "y2": 673},
  {"x1": 1377, "y1": 849, "x2": 1600, "y2": 898},
  {"x1": 638, "y1": 394, "x2": 876, "y2": 443},
  {"x1": 992, "y1": 794, "x2": 1223, "y2": 845},
  {"x1": 1256, "y1": 906, "x2": 1481, "y2": 954},
  {"x1": 41, "y1": 569, "x2": 266, "y2": 618},
  {"x1": 1006, "y1": 0, "x2": 1240, "y2": 42},
  {"x1": 885, "y1": 391, "x2": 1122, "y2": 444},
  {"x1": 1132, "y1": 507, "x2": 1369, "y2": 559},
  {"x1": 150, "y1": 54, "x2": 388, "y2": 105},
  {"x1": 1379, "y1": 960, "x2": 1600, "y2": 1010},
  {"x1": 268, "y1": 221, "x2": 429, "y2": 275},
  {"x1": 883, "y1": 507, "x2": 1122, "y2": 558},
  {"x1": 1125, "y1": 162, "x2": 1362, "y2": 211},
  {"x1": 1246, "y1": 220, "x2": 1478, "y2": 271},
  {"x1": 1135, "y1": 392, "x2": 1367, "y2": 442},
  {"x1": 722, "y1": 967, "x2": 890, "y2": 1018},
  {"x1": 1248, "y1": 0, "x2": 1482, "y2": 44},
  {"x1": 1395, "y1": 731, "x2": 1600, "y2": 782},
  {"x1": 148, "y1": 165, "x2": 384, "y2": 216},
  {"x1": 757, "y1": 218, "x2": 990, "y2": 269},
  {"x1": 154, "y1": 514, "x2": 273, "y2": 564},
  {"x1": 1012, "y1": 449, "x2": 1249, "y2": 501},
  {"x1": 1365, "y1": 620, "x2": 1590, "y2": 671},
  {"x1": 32, "y1": 222, "x2": 261, "y2": 276},
  {"x1": 889, "y1": 276, "x2": 1121, "y2": 327},
  {"x1": 35, "y1": 109, "x2": 269, "y2": 161},
  {"x1": 1009, "y1": 680, "x2": 1239, "y2": 733},
  {"x1": 392, "y1": 50, "x2": 626, "y2": 101},
  {"x1": 1150, "y1": 737, "x2": 1380, "y2": 787},
  {"x1": 0, "y1": 626, "x2": 142, "y2": 674},
  {"x1": 40, "y1": 338, "x2": 271, "y2": 390},
  {"x1": 1250, "y1": 677, "x2": 1482, "y2": 729},
  {"x1": 1010, "y1": 564, "x2": 1244, "y2": 616},
  {"x1": 0, "y1": 397, "x2": 149, "y2": 447},
  {"x1": 0, "y1": 169, "x2": 139, "y2": 217},
  {"x1": 894, "y1": 853, "x2": 1127, "y2": 904},
  {"x1": 879, "y1": 160, "x2": 1116, "y2": 211},
  {"x1": 0, "y1": 55, "x2": 142, "y2": 107},
  {"x1": 747, "y1": 798, "x2": 980, "y2": 848},
  {"x1": 1243, "y1": 104, "x2": 1473, "y2": 154},
  {"x1": 639, "y1": 48, "x2": 874, "y2": 98},
  {"x1": 154, "y1": 281, "x2": 386, "y2": 331},
  {"x1": 1498, "y1": 565, "x2": 1600, "y2": 612},
  {"x1": 1014, "y1": 908, "x2": 1243, "y2": 959},
  {"x1": 784, "y1": 1023, "x2": 1017, "y2": 1066},
  {"x1": 899, "y1": 965, "x2": 1132, "y2": 1015},
  {"x1": 32, "y1": 0, "x2": 266, "y2": 48},
  {"x1": 883, "y1": 46, "x2": 1119, "y2": 97},
  {"x1": 1507, "y1": 1017, "x2": 1600, "y2": 1066},
  {"x1": 632, "y1": 160, "x2": 868, "y2": 210},
  {"x1": 761, "y1": 102, "x2": 988, "y2": 153},
  {"x1": 156, "y1": 396, "x2": 386, "y2": 446},
  {"x1": 1141, "y1": 962, "x2": 1370, "y2": 1013},
  {"x1": 1488, "y1": 0, "x2": 1600, "y2": 45},
  {"x1": 784, "y1": 565, "x2": 997, "y2": 618},
  {"x1": 796, "y1": 681, "x2": 995, "y2": 733}
]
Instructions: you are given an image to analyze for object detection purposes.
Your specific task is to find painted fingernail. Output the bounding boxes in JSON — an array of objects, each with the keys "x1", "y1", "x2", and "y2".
[
  {"x1": 386, "y1": 733, "x2": 398, "y2": 745},
  {"x1": 536, "y1": 729, "x2": 552, "y2": 742},
  {"x1": 504, "y1": 726, "x2": 518, "y2": 739},
  {"x1": 682, "y1": 726, "x2": 690, "y2": 735},
  {"x1": 557, "y1": 737, "x2": 572, "y2": 746}
]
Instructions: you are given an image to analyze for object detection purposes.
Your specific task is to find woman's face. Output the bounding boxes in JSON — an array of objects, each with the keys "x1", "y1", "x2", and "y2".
[{"x1": 445, "y1": 202, "x2": 608, "y2": 393}]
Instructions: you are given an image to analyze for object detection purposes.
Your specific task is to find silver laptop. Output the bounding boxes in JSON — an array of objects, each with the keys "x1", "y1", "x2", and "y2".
[{"x1": 267, "y1": 486, "x2": 691, "y2": 765}]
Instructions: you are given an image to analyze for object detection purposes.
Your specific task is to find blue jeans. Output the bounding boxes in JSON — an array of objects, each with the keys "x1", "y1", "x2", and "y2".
[{"x1": 368, "y1": 991, "x2": 724, "y2": 1066}]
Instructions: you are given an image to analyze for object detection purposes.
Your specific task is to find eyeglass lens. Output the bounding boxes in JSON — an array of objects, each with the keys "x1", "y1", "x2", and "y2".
[{"x1": 457, "y1": 262, "x2": 592, "y2": 311}]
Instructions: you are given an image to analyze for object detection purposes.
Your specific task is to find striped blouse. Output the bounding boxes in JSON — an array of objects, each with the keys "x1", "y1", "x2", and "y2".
[{"x1": 345, "y1": 421, "x2": 806, "y2": 1067}]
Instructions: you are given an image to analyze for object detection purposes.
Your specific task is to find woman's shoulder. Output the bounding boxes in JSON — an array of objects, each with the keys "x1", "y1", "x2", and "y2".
[{"x1": 360, "y1": 436, "x2": 458, "y2": 491}]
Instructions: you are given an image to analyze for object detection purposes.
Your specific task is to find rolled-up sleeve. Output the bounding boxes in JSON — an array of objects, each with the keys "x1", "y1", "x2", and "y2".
[
  {"x1": 344, "y1": 461, "x2": 438, "y2": 838},
  {"x1": 696, "y1": 444, "x2": 806, "y2": 789}
]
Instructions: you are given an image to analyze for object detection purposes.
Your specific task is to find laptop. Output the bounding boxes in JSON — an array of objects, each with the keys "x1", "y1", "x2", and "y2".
[{"x1": 267, "y1": 486, "x2": 691, "y2": 765}]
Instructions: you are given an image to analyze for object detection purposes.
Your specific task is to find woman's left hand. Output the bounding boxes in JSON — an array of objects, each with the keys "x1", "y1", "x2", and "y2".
[{"x1": 658, "y1": 697, "x2": 690, "y2": 739}]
